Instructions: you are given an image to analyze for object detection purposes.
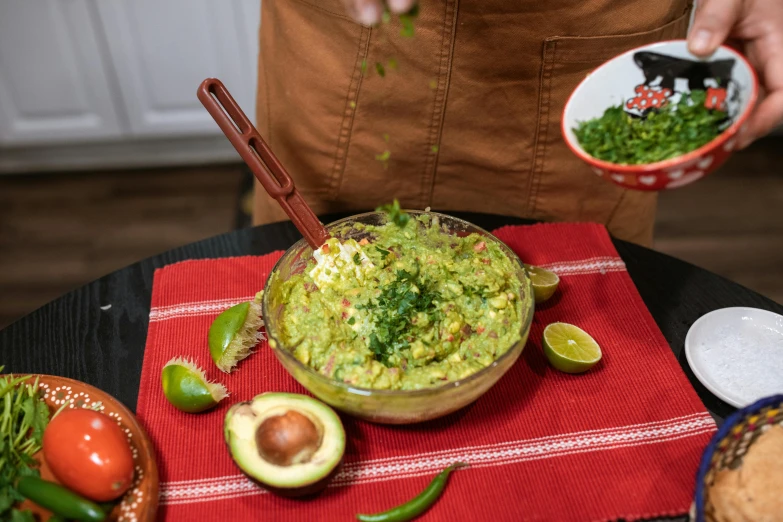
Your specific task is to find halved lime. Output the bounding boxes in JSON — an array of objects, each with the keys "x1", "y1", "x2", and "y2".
[
  {"x1": 524, "y1": 264, "x2": 560, "y2": 304},
  {"x1": 542, "y1": 322, "x2": 601, "y2": 374}
]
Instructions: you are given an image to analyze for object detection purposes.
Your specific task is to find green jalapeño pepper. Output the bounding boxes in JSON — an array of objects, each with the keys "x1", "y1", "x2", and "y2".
[
  {"x1": 17, "y1": 476, "x2": 106, "y2": 522},
  {"x1": 356, "y1": 462, "x2": 467, "y2": 522}
]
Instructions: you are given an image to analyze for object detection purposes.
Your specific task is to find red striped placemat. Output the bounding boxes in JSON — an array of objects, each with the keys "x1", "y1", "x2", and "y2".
[{"x1": 135, "y1": 223, "x2": 714, "y2": 521}]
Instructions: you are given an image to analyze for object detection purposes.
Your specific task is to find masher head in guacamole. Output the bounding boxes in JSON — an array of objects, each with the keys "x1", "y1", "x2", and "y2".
[{"x1": 270, "y1": 213, "x2": 528, "y2": 391}]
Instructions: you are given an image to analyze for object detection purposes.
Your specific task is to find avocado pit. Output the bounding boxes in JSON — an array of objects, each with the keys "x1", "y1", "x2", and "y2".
[{"x1": 256, "y1": 410, "x2": 323, "y2": 466}]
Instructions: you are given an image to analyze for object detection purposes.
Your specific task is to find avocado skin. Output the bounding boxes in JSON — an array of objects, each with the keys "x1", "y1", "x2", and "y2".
[{"x1": 245, "y1": 460, "x2": 343, "y2": 498}]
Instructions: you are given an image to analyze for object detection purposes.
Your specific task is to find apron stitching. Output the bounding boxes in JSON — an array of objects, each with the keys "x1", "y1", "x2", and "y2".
[
  {"x1": 290, "y1": 0, "x2": 357, "y2": 22},
  {"x1": 329, "y1": 24, "x2": 372, "y2": 200},
  {"x1": 528, "y1": 39, "x2": 557, "y2": 217},
  {"x1": 420, "y1": 0, "x2": 459, "y2": 209}
]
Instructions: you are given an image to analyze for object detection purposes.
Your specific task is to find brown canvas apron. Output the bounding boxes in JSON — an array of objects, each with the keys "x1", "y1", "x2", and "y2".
[{"x1": 253, "y1": 0, "x2": 692, "y2": 245}]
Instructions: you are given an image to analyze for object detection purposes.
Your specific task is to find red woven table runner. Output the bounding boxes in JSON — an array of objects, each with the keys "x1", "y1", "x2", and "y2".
[{"x1": 136, "y1": 223, "x2": 715, "y2": 521}]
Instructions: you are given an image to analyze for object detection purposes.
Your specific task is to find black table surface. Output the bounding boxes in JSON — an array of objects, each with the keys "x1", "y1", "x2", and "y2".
[{"x1": 1, "y1": 212, "x2": 781, "y2": 425}]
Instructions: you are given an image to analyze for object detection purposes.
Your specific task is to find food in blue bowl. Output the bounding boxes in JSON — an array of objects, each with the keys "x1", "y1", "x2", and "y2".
[{"x1": 694, "y1": 394, "x2": 783, "y2": 521}]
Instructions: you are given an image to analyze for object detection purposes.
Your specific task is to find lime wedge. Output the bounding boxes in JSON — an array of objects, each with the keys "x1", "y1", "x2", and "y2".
[
  {"x1": 209, "y1": 291, "x2": 264, "y2": 373},
  {"x1": 162, "y1": 357, "x2": 228, "y2": 413},
  {"x1": 542, "y1": 322, "x2": 602, "y2": 374},
  {"x1": 524, "y1": 264, "x2": 560, "y2": 304}
]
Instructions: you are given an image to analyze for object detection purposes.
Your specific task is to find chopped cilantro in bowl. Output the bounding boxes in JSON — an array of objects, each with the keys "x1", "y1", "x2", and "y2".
[{"x1": 573, "y1": 90, "x2": 728, "y2": 165}]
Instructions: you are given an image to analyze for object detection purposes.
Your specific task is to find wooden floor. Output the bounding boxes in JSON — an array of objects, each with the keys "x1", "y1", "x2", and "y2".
[
  {"x1": 0, "y1": 138, "x2": 781, "y2": 328},
  {"x1": 0, "y1": 166, "x2": 244, "y2": 328}
]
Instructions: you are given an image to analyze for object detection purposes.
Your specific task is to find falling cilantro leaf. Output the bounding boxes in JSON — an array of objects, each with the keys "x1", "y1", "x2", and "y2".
[
  {"x1": 375, "y1": 135, "x2": 391, "y2": 169},
  {"x1": 400, "y1": 18, "x2": 415, "y2": 37},
  {"x1": 353, "y1": 252, "x2": 361, "y2": 265},
  {"x1": 376, "y1": 199, "x2": 410, "y2": 228},
  {"x1": 375, "y1": 63, "x2": 386, "y2": 77},
  {"x1": 399, "y1": 4, "x2": 419, "y2": 38},
  {"x1": 361, "y1": 60, "x2": 368, "y2": 75},
  {"x1": 347, "y1": 316, "x2": 356, "y2": 325},
  {"x1": 375, "y1": 149, "x2": 391, "y2": 169}
]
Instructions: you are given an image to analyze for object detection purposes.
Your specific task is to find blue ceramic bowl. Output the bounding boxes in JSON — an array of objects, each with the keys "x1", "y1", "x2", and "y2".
[{"x1": 694, "y1": 394, "x2": 783, "y2": 521}]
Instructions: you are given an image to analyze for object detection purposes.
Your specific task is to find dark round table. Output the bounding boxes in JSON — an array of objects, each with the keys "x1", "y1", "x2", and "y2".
[{"x1": 1, "y1": 212, "x2": 781, "y2": 427}]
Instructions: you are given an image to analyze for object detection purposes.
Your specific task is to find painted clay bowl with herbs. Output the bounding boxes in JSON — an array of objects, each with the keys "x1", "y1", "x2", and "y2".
[
  {"x1": 562, "y1": 39, "x2": 758, "y2": 191},
  {"x1": 262, "y1": 211, "x2": 535, "y2": 424},
  {"x1": 0, "y1": 374, "x2": 158, "y2": 522}
]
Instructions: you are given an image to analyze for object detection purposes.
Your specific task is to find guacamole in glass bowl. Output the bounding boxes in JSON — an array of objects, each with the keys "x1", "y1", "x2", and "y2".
[{"x1": 263, "y1": 211, "x2": 534, "y2": 424}]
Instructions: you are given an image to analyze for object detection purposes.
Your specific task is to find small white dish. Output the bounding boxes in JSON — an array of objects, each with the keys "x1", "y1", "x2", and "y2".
[{"x1": 685, "y1": 307, "x2": 783, "y2": 408}]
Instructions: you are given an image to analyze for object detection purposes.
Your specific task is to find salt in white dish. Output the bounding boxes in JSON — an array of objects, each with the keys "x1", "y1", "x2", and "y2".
[{"x1": 685, "y1": 307, "x2": 783, "y2": 408}]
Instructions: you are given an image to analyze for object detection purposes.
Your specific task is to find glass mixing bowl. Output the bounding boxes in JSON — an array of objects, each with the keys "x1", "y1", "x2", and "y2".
[{"x1": 262, "y1": 211, "x2": 534, "y2": 424}]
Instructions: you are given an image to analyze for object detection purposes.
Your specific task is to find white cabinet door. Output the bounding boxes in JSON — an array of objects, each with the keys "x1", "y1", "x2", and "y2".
[
  {"x1": 96, "y1": 0, "x2": 260, "y2": 137},
  {"x1": 0, "y1": 1, "x2": 123, "y2": 145}
]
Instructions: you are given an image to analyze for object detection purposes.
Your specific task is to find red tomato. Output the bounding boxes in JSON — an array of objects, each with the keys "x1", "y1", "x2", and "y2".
[{"x1": 43, "y1": 408, "x2": 134, "y2": 502}]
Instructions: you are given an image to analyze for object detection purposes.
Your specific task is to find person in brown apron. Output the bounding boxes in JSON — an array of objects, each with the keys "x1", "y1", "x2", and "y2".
[{"x1": 252, "y1": 0, "x2": 783, "y2": 246}]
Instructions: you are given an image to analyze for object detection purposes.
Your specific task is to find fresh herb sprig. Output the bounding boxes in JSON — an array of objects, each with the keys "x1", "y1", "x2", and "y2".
[
  {"x1": 573, "y1": 89, "x2": 727, "y2": 165},
  {"x1": 0, "y1": 368, "x2": 52, "y2": 521},
  {"x1": 360, "y1": 266, "x2": 440, "y2": 366},
  {"x1": 376, "y1": 199, "x2": 410, "y2": 228}
]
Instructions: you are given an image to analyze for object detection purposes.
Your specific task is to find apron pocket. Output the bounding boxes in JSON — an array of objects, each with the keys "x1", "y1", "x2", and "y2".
[{"x1": 528, "y1": 11, "x2": 691, "y2": 233}]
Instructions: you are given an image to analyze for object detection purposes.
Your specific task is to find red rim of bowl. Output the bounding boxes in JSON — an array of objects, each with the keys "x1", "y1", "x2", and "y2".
[{"x1": 561, "y1": 39, "x2": 759, "y2": 174}]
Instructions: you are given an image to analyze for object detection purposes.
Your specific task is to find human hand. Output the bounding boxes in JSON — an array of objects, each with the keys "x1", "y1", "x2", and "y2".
[
  {"x1": 341, "y1": 0, "x2": 417, "y2": 26},
  {"x1": 688, "y1": 0, "x2": 783, "y2": 148}
]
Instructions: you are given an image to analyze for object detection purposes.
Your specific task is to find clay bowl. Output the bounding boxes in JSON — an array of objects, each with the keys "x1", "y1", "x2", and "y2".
[
  {"x1": 562, "y1": 39, "x2": 758, "y2": 191},
  {"x1": 4, "y1": 374, "x2": 158, "y2": 522}
]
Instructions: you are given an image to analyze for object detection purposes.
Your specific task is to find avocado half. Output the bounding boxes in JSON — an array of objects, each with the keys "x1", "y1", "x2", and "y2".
[{"x1": 224, "y1": 392, "x2": 345, "y2": 496}]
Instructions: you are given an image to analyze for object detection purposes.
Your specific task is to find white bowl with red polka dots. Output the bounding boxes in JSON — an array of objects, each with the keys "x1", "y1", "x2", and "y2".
[{"x1": 562, "y1": 40, "x2": 758, "y2": 191}]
